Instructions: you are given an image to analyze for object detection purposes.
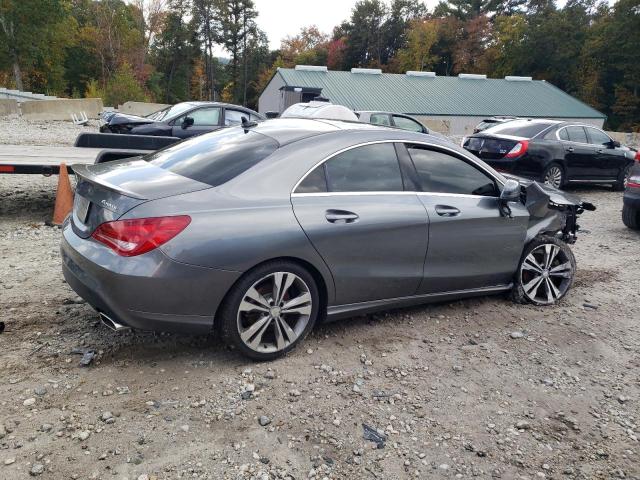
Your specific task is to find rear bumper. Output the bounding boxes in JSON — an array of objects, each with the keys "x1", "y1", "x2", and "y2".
[{"x1": 60, "y1": 222, "x2": 242, "y2": 333}]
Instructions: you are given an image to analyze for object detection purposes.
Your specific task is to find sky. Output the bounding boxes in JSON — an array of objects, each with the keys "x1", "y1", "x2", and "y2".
[{"x1": 252, "y1": 0, "x2": 612, "y2": 50}]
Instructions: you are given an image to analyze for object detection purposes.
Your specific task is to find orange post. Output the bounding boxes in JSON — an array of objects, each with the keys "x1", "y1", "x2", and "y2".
[{"x1": 52, "y1": 163, "x2": 74, "y2": 226}]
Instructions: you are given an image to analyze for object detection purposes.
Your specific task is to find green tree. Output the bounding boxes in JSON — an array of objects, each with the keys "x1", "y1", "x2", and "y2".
[
  {"x1": 102, "y1": 62, "x2": 148, "y2": 106},
  {"x1": 394, "y1": 19, "x2": 439, "y2": 72}
]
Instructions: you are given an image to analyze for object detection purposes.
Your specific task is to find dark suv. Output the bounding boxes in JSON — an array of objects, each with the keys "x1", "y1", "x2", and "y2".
[
  {"x1": 463, "y1": 119, "x2": 634, "y2": 190},
  {"x1": 623, "y1": 159, "x2": 640, "y2": 229}
]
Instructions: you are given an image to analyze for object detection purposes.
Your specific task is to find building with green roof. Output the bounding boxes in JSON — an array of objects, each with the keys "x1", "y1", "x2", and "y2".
[{"x1": 258, "y1": 66, "x2": 606, "y2": 135}]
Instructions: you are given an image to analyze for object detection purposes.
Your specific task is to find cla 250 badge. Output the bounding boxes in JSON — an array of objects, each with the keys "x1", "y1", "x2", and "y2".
[{"x1": 101, "y1": 199, "x2": 117, "y2": 211}]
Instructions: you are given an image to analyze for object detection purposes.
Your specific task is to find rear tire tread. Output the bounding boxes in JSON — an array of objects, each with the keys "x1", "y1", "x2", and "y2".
[{"x1": 622, "y1": 204, "x2": 640, "y2": 230}]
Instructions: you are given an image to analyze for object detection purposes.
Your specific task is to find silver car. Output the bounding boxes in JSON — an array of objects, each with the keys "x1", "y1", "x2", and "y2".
[{"x1": 61, "y1": 118, "x2": 593, "y2": 360}]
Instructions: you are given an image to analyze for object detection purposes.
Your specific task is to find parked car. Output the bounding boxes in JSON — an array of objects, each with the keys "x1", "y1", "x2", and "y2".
[
  {"x1": 357, "y1": 111, "x2": 429, "y2": 133},
  {"x1": 62, "y1": 118, "x2": 593, "y2": 360},
  {"x1": 622, "y1": 154, "x2": 640, "y2": 229},
  {"x1": 280, "y1": 100, "x2": 360, "y2": 121},
  {"x1": 100, "y1": 102, "x2": 264, "y2": 138},
  {"x1": 473, "y1": 116, "x2": 518, "y2": 134},
  {"x1": 462, "y1": 119, "x2": 635, "y2": 189}
]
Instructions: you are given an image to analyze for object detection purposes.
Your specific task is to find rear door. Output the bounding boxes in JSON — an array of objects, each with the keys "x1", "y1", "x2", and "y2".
[
  {"x1": 171, "y1": 106, "x2": 222, "y2": 138},
  {"x1": 403, "y1": 144, "x2": 529, "y2": 293},
  {"x1": 585, "y1": 127, "x2": 626, "y2": 179},
  {"x1": 291, "y1": 142, "x2": 429, "y2": 305},
  {"x1": 560, "y1": 126, "x2": 598, "y2": 179}
]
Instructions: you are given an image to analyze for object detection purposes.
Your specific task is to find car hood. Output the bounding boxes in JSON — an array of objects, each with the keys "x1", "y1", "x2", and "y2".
[{"x1": 107, "y1": 112, "x2": 155, "y2": 127}]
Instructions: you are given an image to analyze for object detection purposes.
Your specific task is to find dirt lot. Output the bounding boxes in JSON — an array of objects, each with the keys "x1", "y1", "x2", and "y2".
[{"x1": 1, "y1": 149, "x2": 640, "y2": 479}]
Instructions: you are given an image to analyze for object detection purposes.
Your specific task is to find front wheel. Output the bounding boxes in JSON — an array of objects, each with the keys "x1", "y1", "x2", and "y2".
[
  {"x1": 542, "y1": 164, "x2": 565, "y2": 189},
  {"x1": 512, "y1": 236, "x2": 576, "y2": 305},
  {"x1": 622, "y1": 204, "x2": 640, "y2": 230},
  {"x1": 613, "y1": 163, "x2": 632, "y2": 192},
  {"x1": 218, "y1": 261, "x2": 320, "y2": 361}
]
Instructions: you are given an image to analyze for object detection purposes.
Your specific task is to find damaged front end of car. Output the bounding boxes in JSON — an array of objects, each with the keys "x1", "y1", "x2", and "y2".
[{"x1": 517, "y1": 178, "x2": 596, "y2": 244}]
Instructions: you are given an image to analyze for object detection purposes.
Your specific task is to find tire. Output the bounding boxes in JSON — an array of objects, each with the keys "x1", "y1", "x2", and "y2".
[
  {"x1": 218, "y1": 260, "x2": 320, "y2": 361},
  {"x1": 613, "y1": 163, "x2": 632, "y2": 192},
  {"x1": 542, "y1": 163, "x2": 565, "y2": 189},
  {"x1": 622, "y1": 204, "x2": 640, "y2": 230},
  {"x1": 511, "y1": 236, "x2": 576, "y2": 306}
]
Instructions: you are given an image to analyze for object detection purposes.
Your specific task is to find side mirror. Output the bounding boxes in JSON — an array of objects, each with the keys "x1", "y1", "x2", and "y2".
[
  {"x1": 612, "y1": 140, "x2": 621, "y2": 148},
  {"x1": 500, "y1": 179, "x2": 521, "y2": 203},
  {"x1": 182, "y1": 116, "x2": 194, "y2": 129},
  {"x1": 265, "y1": 111, "x2": 279, "y2": 119}
]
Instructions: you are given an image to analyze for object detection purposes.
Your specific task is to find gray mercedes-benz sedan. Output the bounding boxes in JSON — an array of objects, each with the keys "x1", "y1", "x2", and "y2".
[{"x1": 61, "y1": 118, "x2": 593, "y2": 360}]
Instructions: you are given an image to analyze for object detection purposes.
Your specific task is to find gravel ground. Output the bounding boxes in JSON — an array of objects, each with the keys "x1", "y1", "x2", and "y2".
[
  {"x1": 0, "y1": 115, "x2": 99, "y2": 146},
  {"x1": 1, "y1": 121, "x2": 640, "y2": 480}
]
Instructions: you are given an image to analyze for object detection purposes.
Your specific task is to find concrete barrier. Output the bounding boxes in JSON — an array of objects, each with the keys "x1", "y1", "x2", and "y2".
[
  {"x1": 607, "y1": 131, "x2": 640, "y2": 149},
  {"x1": 0, "y1": 99, "x2": 18, "y2": 116},
  {"x1": 118, "y1": 101, "x2": 169, "y2": 117},
  {"x1": 21, "y1": 98, "x2": 104, "y2": 121}
]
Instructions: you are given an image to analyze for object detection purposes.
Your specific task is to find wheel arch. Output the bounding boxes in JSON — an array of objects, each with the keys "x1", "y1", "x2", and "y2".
[{"x1": 213, "y1": 256, "x2": 331, "y2": 330}]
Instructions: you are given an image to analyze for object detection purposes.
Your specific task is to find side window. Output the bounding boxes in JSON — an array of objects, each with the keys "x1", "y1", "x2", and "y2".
[
  {"x1": 407, "y1": 146, "x2": 499, "y2": 197},
  {"x1": 393, "y1": 115, "x2": 424, "y2": 133},
  {"x1": 225, "y1": 109, "x2": 246, "y2": 126},
  {"x1": 324, "y1": 143, "x2": 404, "y2": 192},
  {"x1": 183, "y1": 107, "x2": 221, "y2": 126},
  {"x1": 250, "y1": 114, "x2": 262, "y2": 122},
  {"x1": 296, "y1": 166, "x2": 327, "y2": 193},
  {"x1": 586, "y1": 127, "x2": 611, "y2": 146},
  {"x1": 566, "y1": 126, "x2": 588, "y2": 144},
  {"x1": 557, "y1": 128, "x2": 569, "y2": 141},
  {"x1": 370, "y1": 113, "x2": 392, "y2": 126}
]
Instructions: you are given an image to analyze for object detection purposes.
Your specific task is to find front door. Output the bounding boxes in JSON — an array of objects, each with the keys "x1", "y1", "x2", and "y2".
[
  {"x1": 171, "y1": 107, "x2": 222, "y2": 138},
  {"x1": 402, "y1": 144, "x2": 529, "y2": 294},
  {"x1": 561, "y1": 126, "x2": 598, "y2": 179},
  {"x1": 291, "y1": 143, "x2": 429, "y2": 305},
  {"x1": 586, "y1": 127, "x2": 627, "y2": 179}
]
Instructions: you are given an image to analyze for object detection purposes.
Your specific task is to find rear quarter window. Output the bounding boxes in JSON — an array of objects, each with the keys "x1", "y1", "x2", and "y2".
[{"x1": 144, "y1": 128, "x2": 278, "y2": 187}]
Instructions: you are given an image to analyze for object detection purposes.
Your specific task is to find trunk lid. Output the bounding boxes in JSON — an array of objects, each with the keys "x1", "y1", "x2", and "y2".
[
  {"x1": 463, "y1": 134, "x2": 522, "y2": 160},
  {"x1": 71, "y1": 158, "x2": 211, "y2": 238}
]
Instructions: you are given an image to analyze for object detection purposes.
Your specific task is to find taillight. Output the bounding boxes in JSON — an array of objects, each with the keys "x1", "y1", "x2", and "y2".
[
  {"x1": 505, "y1": 140, "x2": 529, "y2": 158},
  {"x1": 92, "y1": 216, "x2": 191, "y2": 257}
]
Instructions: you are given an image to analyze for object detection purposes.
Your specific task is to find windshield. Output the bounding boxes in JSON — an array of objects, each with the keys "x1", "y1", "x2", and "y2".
[
  {"x1": 484, "y1": 120, "x2": 556, "y2": 138},
  {"x1": 144, "y1": 127, "x2": 279, "y2": 187},
  {"x1": 146, "y1": 103, "x2": 194, "y2": 121}
]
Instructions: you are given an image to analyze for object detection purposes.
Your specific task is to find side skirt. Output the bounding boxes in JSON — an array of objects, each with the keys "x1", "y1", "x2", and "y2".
[{"x1": 325, "y1": 284, "x2": 513, "y2": 321}]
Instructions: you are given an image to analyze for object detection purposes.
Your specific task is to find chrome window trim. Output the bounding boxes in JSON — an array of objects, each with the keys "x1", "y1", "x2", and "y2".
[
  {"x1": 555, "y1": 125, "x2": 594, "y2": 146},
  {"x1": 291, "y1": 139, "x2": 505, "y2": 196},
  {"x1": 292, "y1": 191, "x2": 494, "y2": 200}
]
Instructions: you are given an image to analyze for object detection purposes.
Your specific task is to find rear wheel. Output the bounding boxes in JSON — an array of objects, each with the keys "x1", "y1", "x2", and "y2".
[
  {"x1": 218, "y1": 261, "x2": 319, "y2": 361},
  {"x1": 512, "y1": 236, "x2": 576, "y2": 305},
  {"x1": 622, "y1": 204, "x2": 640, "y2": 230},
  {"x1": 542, "y1": 164, "x2": 565, "y2": 189},
  {"x1": 613, "y1": 163, "x2": 632, "y2": 192}
]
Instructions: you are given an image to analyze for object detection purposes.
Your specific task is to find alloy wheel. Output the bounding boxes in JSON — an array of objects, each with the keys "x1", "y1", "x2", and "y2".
[
  {"x1": 236, "y1": 272, "x2": 312, "y2": 353},
  {"x1": 520, "y1": 243, "x2": 573, "y2": 305},
  {"x1": 543, "y1": 166, "x2": 563, "y2": 189}
]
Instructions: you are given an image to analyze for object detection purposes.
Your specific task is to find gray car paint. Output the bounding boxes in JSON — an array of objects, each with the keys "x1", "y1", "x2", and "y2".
[{"x1": 61, "y1": 118, "x2": 587, "y2": 334}]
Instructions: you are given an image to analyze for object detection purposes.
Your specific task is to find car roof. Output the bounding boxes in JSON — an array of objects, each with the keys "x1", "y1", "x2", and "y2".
[{"x1": 181, "y1": 101, "x2": 258, "y2": 112}]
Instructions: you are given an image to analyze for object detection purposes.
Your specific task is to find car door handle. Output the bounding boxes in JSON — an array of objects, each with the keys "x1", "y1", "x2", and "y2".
[
  {"x1": 596, "y1": 149, "x2": 603, "y2": 154},
  {"x1": 325, "y1": 209, "x2": 359, "y2": 223},
  {"x1": 565, "y1": 147, "x2": 574, "y2": 153},
  {"x1": 435, "y1": 205, "x2": 461, "y2": 217}
]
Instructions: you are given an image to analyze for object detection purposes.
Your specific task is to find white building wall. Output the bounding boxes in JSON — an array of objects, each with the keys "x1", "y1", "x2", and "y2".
[
  {"x1": 258, "y1": 74, "x2": 286, "y2": 114},
  {"x1": 414, "y1": 115, "x2": 605, "y2": 136}
]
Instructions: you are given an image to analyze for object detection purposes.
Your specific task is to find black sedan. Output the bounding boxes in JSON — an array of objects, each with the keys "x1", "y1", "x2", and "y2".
[
  {"x1": 100, "y1": 102, "x2": 264, "y2": 138},
  {"x1": 463, "y1": 120, "x2": 634, "y2": 190},
  {"x1": 623, "y1": 157, "x2": 640, "y2": 229}
]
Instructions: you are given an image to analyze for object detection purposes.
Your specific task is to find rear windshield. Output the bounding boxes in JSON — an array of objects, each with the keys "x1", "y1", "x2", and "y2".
[
  {"x1": 484, "y1": 121, "x2": 556, "y2": 138},
  {"x1": 144, "y1": 127, "x2": 278, "y2": 186}
]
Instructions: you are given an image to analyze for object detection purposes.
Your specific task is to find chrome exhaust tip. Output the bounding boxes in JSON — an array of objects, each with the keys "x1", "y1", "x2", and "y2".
[{"x1": 99, "y1": 312, "x2": 131, "y2": 332}]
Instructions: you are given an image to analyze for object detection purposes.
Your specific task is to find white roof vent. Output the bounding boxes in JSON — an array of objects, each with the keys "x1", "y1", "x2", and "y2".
[
  {"x1": 294, "y1": 65, "x2": 328, "y2": 72},
  {"x1": 406, "y1": 71, "x2": 436, "y2": 77},
  {"x1": 458, "y1": 73, "x2": 487, "y2": 80},
  {"x1": 351, "y1": 68, "x2": 382, "y2": 75},
  {"x1": 505, "y1": 75, "x2": 532, "y2": 81}
]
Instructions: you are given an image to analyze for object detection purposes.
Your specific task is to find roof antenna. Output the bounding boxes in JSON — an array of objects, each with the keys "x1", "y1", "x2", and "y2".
[{"x1": 241, "y1": 116, "x2": 258, "y2": 131}]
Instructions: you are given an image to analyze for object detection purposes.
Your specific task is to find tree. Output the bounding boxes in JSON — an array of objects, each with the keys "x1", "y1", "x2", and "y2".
[
  {"x1": 434, "y1": 0, "x2": 525, "y2": 20},
  {"x1": 0, "y1": 0, "x2": 69, "y2": 91},
  {"x1": 102, "y1": 62, "x2": 149, "y2": 106},
  {"x1": 394, "y1": 19, "x2": 439, "y2": 72},
  {"x1": 340, "y1": 0, "x2": 388, "y2": 67},
  {"x1": 193, "y1": 0, "x2": 222, "y2": 100},
  {"x1": 218, "y1": 0, "x2": 258, "y2": 105},
  {"x1": 383, "y1": 0, "x2": 428, "y2": 62}
]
